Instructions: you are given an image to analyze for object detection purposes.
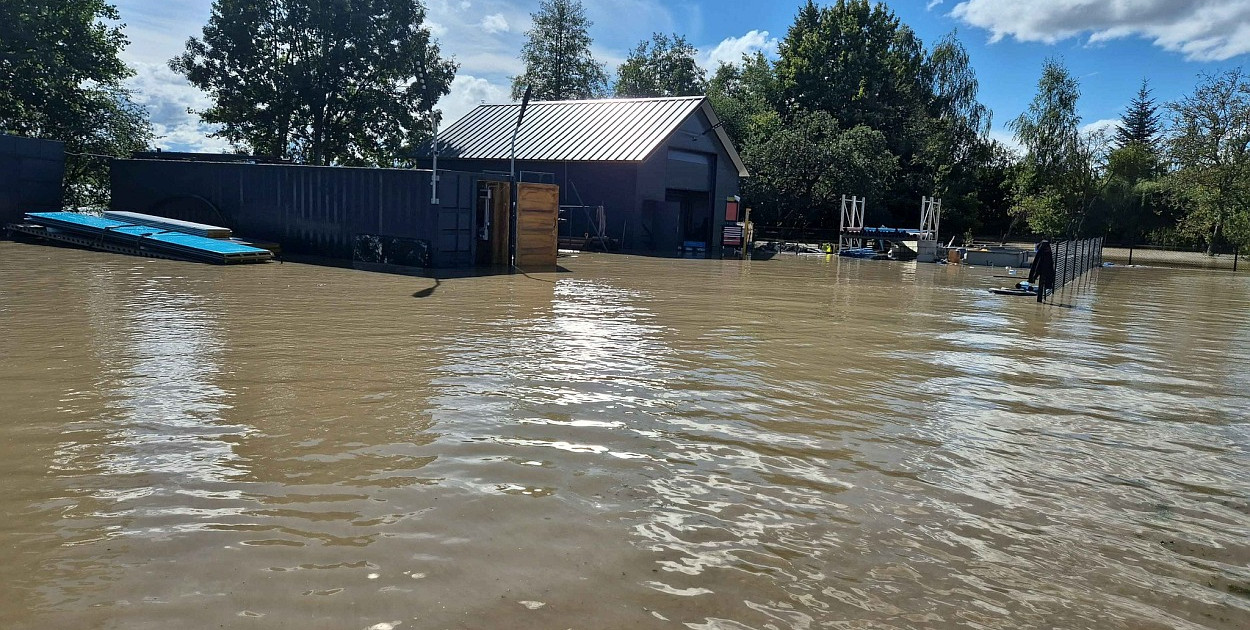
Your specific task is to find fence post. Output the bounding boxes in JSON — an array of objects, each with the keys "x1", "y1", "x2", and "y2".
[
  {"x1": 1236, "y1": 249, "x2": 1240, "y2": 272},
  {"x1": 1066, "y1": 241, "x2": 1074, "y2": 287}
]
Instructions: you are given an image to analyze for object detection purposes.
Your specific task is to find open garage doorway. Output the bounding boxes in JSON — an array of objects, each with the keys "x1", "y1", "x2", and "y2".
[{"x1": 666, "y1": 189, "x2": 712, "y2": 255}]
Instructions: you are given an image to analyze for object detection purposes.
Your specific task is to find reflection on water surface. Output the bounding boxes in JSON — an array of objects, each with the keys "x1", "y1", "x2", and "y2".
[{"x1": 0, "y1": 242, "x2": 1247, "y2": 629}]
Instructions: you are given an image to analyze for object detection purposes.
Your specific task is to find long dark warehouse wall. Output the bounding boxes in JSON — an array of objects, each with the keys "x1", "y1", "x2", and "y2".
[{"x1": 110, "y1": 159, "x2": 481, "y2": 268}]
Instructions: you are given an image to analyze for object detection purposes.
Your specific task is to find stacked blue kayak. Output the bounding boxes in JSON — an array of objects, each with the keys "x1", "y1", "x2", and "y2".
[
  {"x1": 20, "y1": 212, "x2": 272, "y2": 264},
  {"x1": 858, "y1": 227, "x2": 919, "y2": 238},
  {"x1": 839, "y1": 247, "x2": 883, "y2": 259}
]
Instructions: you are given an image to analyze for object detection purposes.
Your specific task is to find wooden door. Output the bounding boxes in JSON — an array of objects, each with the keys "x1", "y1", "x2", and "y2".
[
  {"x1": 480, "y1": 181, "x2": 510, "y2": 266},
  {"x1": 515, "y1": 183, "x2": 559, "y2": 270}
]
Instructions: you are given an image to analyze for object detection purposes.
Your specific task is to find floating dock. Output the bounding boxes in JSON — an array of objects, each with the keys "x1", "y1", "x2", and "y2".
[{"x1": 12, "y1": 212, "x2": 272, "y2": 264}]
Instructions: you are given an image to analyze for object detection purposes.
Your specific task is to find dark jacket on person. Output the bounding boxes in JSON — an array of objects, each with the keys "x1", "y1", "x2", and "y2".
[{"x1": 1029, "y1": 240, "x2": 1055, "y2": 285}]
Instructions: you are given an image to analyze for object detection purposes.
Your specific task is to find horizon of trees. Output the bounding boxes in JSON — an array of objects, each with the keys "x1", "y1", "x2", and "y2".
[{"x1": 2, "y1": 0, "x2": 1248, "y2": 253}]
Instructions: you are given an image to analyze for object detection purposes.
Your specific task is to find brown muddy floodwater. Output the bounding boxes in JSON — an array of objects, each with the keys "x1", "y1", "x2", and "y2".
[{"x1": 0, "y1": 241, "x2": 1247, "y2": 630}]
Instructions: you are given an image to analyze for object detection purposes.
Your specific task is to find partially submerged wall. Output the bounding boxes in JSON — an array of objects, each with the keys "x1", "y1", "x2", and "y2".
[
  {"x1": 0, "y1": 134, "x2": 64, "y2": 225},
  {"x1": 110, "y1": 159, "x2": 479, "y2": 268}
]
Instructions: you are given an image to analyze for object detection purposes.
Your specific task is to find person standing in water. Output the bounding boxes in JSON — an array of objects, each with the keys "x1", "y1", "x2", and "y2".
[{"x1": 1029, "y1": 239, "x2": 1055, "y2": 303}]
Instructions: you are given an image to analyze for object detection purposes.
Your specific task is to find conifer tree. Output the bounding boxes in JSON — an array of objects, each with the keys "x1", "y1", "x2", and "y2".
[
  {"x1": 511, "y1": 0, "x2": 607, "y2": 101},
  {"x1": 1115, "y1": 79, "x2": 1162, "y2": 151}
]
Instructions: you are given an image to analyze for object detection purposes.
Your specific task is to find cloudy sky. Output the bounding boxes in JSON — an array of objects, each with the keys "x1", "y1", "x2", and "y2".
[{"x1": 110, "y1": 0, "x2": 1250, "y2": 153}]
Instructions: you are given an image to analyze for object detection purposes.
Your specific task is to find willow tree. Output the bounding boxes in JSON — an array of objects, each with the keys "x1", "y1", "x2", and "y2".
[
  {"x1": 615, "y1": 33, "x2": 705, "y2": 98},
  {"x1": 921, "y1": 32, "x2": 993, "y2": 237},
  {"x1": 172, "y1": 0, "x2": 456, "y2": 165},
  {"x1": 1010, "y1": 58, "x2": 1094, "y2": 236},
  {"x1": 0, "y1": 0, "x2": 152, "y2": 205},
  {"x1": 511, "y1": 0, "x2": 607, "y2": 101}
]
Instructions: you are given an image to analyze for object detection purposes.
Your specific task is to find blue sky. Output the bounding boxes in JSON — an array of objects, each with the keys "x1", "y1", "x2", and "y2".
[{"x1": 110, "y1": 0, "x2": 1250, "y2": 153}]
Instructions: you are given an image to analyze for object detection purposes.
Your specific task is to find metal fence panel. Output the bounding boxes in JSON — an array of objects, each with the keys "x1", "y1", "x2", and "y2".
[{"x1": 1103, "y1": 243, "x2": 1242, "y2": 271}]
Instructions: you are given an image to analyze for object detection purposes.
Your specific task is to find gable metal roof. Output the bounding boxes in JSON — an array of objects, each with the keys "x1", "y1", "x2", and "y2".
[{"x1": 432, "y1": 96, "x2": 748, "y2": 177}]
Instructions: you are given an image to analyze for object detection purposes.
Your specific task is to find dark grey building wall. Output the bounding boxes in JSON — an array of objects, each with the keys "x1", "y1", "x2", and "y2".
[
  {"x1": 431, "y1": 109, "x2": 742, "y2": 257},
  {"x1": 636, "y1": 109, "x2": 742, "y2": 257},
  {"x1": 0, "y1": 134, "x2": 65, "y2": 225},
  {"x1": 429, "y1": 157, "x2": 642, "y2": 249},
  {"x1": 110, "y1": 159, "x2": 479, "y2": 267}
]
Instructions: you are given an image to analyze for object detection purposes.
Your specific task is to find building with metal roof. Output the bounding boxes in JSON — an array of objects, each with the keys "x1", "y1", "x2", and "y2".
[{"x1": 424, "y1": 96, "x2": 747, "y2": 257}]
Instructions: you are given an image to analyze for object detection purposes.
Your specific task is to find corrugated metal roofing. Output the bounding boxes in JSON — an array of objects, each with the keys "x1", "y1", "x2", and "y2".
[{"x1": 433, "y1": 96, "x2": 748, "y2": 176}]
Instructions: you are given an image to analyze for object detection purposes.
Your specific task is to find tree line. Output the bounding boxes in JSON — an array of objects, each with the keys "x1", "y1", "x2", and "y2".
[{"x1": 1, "y1": 0, "x2": 1247, "y2": 253}]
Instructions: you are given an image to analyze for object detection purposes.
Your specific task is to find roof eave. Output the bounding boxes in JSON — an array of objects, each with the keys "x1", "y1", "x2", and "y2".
[{"x1": 699, "y1": 100, "x2": 749, "y2": 178}]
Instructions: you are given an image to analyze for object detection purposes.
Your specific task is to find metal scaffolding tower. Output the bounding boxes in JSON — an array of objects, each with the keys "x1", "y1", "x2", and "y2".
[{"x1": 838, "y1": 195, "x2": 866, "y2": 252}]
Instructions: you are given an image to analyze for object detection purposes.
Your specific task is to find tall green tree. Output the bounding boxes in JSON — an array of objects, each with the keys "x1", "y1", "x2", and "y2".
[
  {"x1": 1115, "y1": 79, "x2": 1162, "y2": 151},
  {"x1": 0, "y1": 0, "x2": 152, "y2": 206},
  {"x1": 925, "y1": 33, "x2": 990, "y2": 163},
  {"x1": 742, "y1": 110, "x2": 897, "y2": 228},
  {"x1": 172, "y1": 0, "x2": 455, "y2": 166},
  {"x1": 1096, "y1": 80, "x2": 1167, "y2": 242},
  {"x1": 709, "y1": 4, "x2": 1001, "y2": 235},
  {"x1": 921, "y1": 32, "x2": 993, "y2": 238},
  {"x1": 1166, "y1": 68, "x2": 1250, "y2": 253},
  {"x1": 1101, "y1": 142, "x2": 1167, "y2": 241},
  {"x1": 1009, "y1": 57, "x2": 1094, "y2": 236},
  {"x1": 775, "y1": 0, "x2": 927, "y2": 144},
  {"x1": 614, "y1": 33, "x2": 706, "y2": 98},
  {"x1": 511, "y1": 0, "x2": 607, "y2": 101},
  {"x1": 706, "y1": 52, "x2": 781, "y2": 147},
  {"x1": 774, "y1": 0, "x2": 931, "y2": 224}
]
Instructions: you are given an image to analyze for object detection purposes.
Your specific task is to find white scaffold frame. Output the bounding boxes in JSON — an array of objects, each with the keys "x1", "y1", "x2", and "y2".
[
  {"x1": 838, "y1": 195, "x2": 866, "y2": 252},
  {"x1": 919, "y1": 196, "x2": 941, "y2": 243}
]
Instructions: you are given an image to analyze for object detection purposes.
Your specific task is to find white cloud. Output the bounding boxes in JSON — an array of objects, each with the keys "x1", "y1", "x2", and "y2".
[
  {"x1": 926, "y1": 0, "x2": 944, "y2": 10},
  {"x1": 699, "y1": 30, "x2": 780, "y2": 70},
  {"x1": 480, "y1": 13, "x2": 510, "y2": 34},
  {"x1": 1082, "y1": 118, "x2": 1121, "y2": 136},
  {"x1": 425, "y1": 20, "x2": 449, "y2": 37},
  {"x1": 436, "y1": 75, "x2": 514, "y2": 125},
  {"x1": 125, "y1": 62, "x2": 231, "y2": 153},
  {"x1": 950, "y1": 0, "x2": 1250, "y2": 61},
  {"x1": 592, "y1": 44, "x2": 627, "y2": 77},
  {"x1": 425, "y1": 0, "x2": 528, "y2": 76}
]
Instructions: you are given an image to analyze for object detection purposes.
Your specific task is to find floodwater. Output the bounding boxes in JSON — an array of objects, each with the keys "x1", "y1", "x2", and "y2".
[{"x1": 1, "y1": 241, "x2": 1247, "y2": 630}]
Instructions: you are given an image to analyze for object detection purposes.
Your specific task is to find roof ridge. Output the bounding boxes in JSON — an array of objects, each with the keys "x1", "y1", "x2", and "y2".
[
  {"x1": 474, "y1": 95, "x2": 705, "y2": 108},
  {"x1": 430, "y1": 96, "x2": 747, "y2": 175}
]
